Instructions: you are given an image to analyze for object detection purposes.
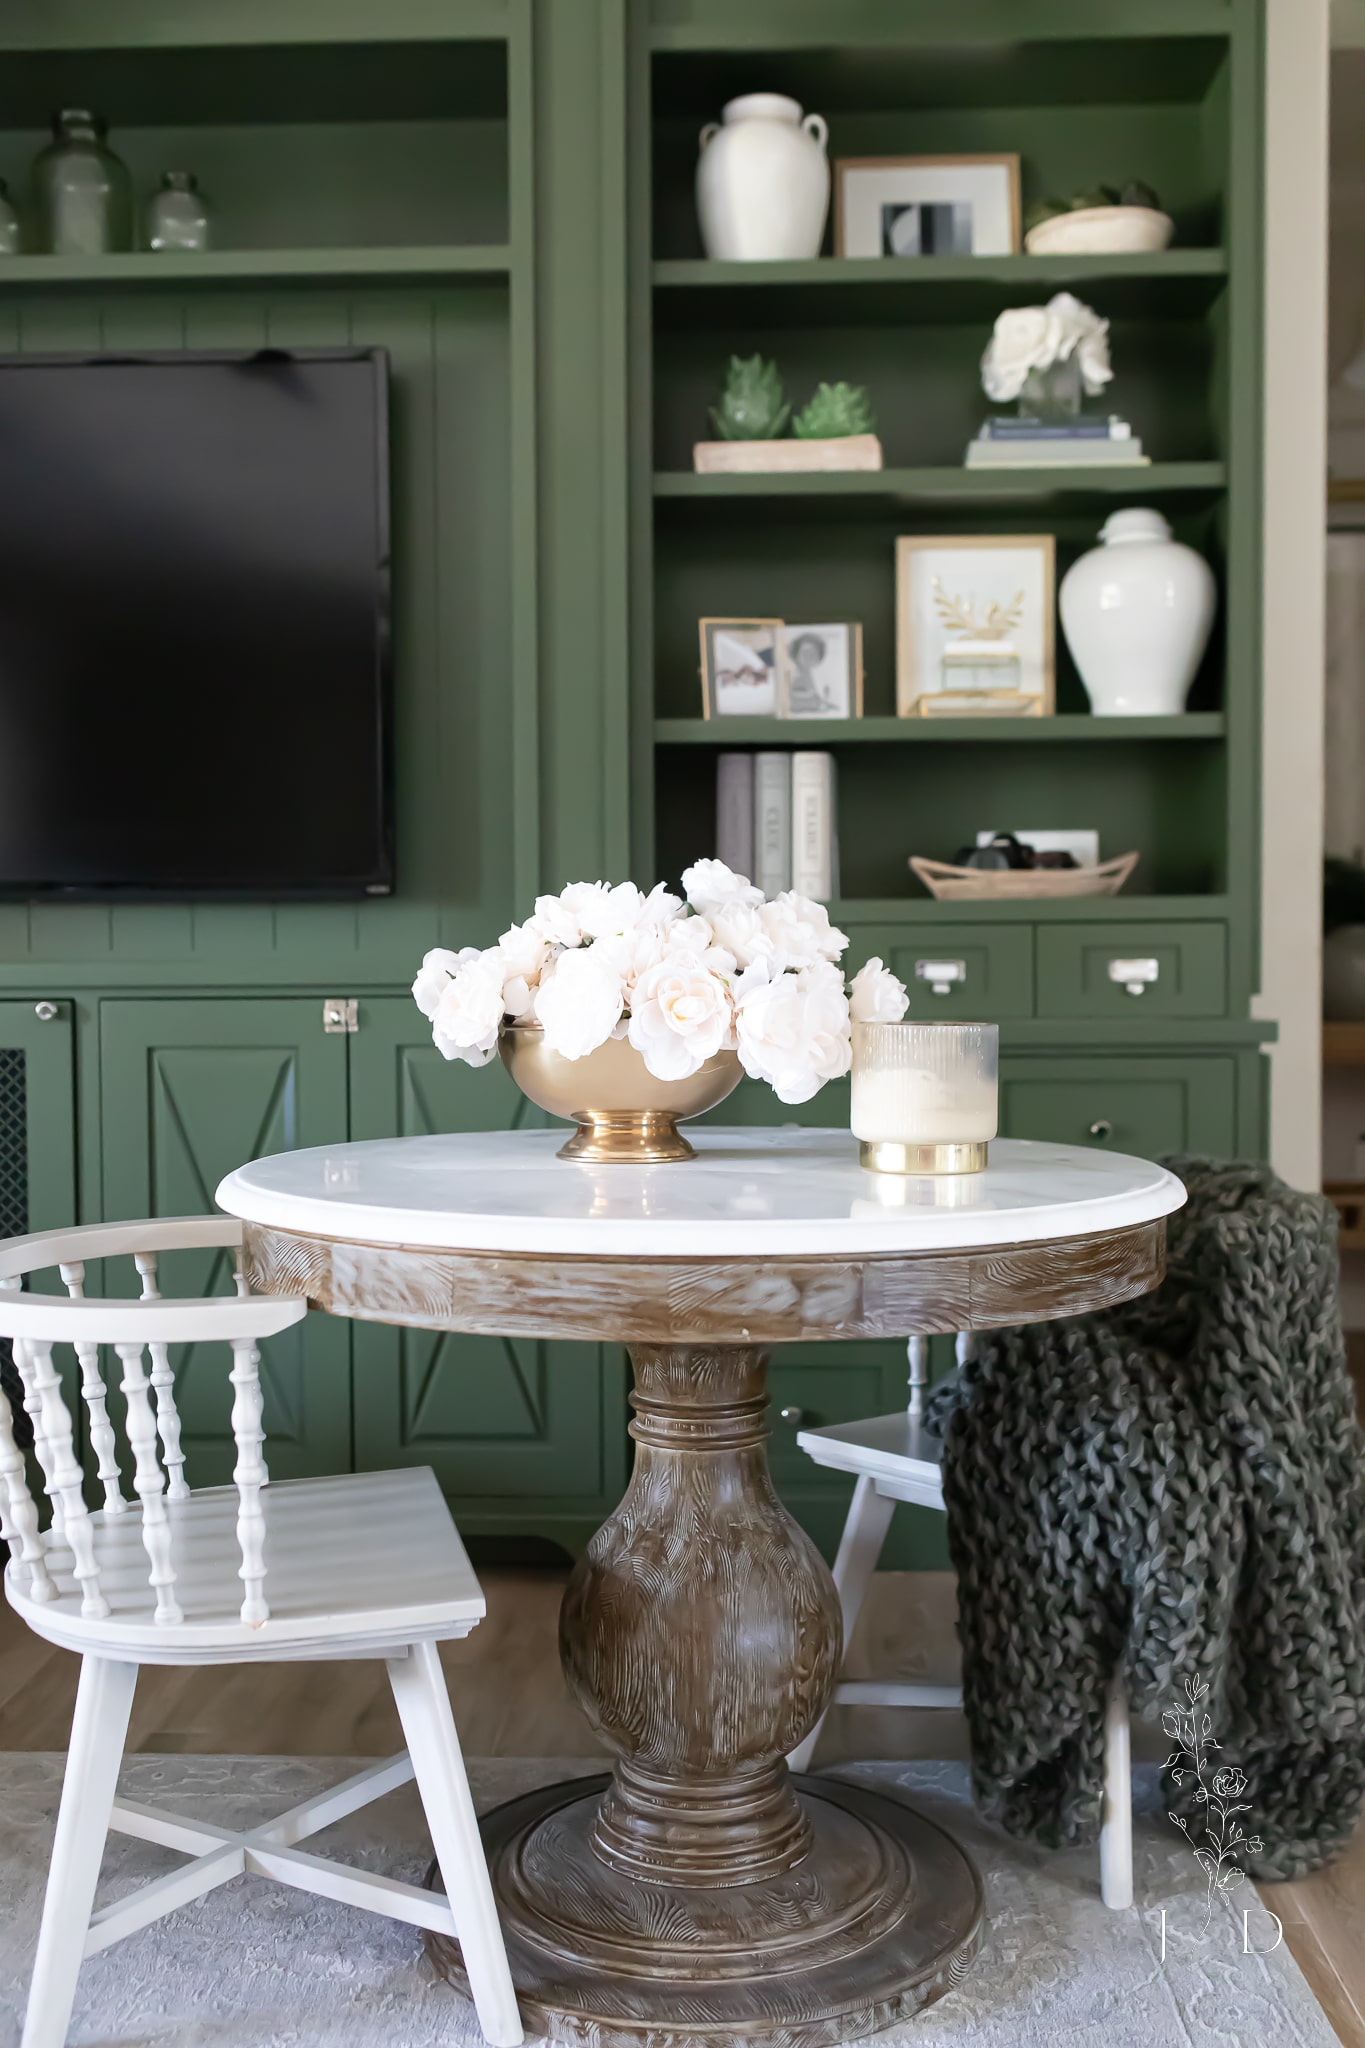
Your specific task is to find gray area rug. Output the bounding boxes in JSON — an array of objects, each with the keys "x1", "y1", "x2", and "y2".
[{"x1": 0, "y1": 1756, "x2": 1337, "y2": 2047}]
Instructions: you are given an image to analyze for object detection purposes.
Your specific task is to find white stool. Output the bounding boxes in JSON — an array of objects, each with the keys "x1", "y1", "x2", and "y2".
[
  {"x1": 789, "y1": 1334, "x2": 1134, "y2": 1910},
  {"x1": 0, "y1": 1216, "x2": 523, "y2": 2048}
]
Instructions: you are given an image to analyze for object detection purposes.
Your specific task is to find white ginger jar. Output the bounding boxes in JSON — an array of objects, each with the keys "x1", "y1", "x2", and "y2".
[
  {"x1": 695, "y1": 93, "x2": 829, "y2": 262},
  {"x1": 1059, "y1": 507, "x2": 1217, "y2": 716}
]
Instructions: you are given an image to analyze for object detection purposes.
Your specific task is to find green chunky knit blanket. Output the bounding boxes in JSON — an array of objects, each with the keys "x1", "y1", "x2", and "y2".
[{"x1": 927, "y1": 1157, "x2": 1365, "y2": 1881}]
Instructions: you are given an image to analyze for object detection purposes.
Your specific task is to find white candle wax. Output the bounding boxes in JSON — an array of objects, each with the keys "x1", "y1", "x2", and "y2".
[{"x1": 850, "y1": 1063, "x2": 998, "y2": 1145}]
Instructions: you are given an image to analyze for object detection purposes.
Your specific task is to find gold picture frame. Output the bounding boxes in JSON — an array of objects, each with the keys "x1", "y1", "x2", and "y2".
[
  {"x1": 699, "y1": 616, "x2": 784, "y2": 718},
  {"x1": 895, "y1": 535, "x2": 1055, "y2": 718},
  {"x1": 835, "y1": 153, "x2": 1022, "y2": 259}
]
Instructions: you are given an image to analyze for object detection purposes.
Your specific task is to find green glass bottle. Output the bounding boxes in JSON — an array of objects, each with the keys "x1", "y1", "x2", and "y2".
[
  {"x1": 33, "y1": 108, "x2": 132, "y2": 256},
  {"x1": 145, "y1": 171, "x2": 212, "y2": 253}
]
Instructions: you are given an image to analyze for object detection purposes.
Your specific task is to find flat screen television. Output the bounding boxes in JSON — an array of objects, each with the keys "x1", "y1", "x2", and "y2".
[{"x1": 0, "y1": 347, "x2": 392, "y2": 897}]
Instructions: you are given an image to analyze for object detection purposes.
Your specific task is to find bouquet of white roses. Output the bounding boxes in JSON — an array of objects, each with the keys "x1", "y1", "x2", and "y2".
[
  {"x1": 980, "y1": 290, "x2": 1113, "y2": 404},
  {"x1": 412, "y1": 860, "x2": 909, "y2": 1107}
]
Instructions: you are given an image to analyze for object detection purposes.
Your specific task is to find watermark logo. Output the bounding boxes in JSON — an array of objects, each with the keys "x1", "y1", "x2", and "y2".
[{"x1": 1163, "y1": 1674, "x2": 1264, "y2": 1929}]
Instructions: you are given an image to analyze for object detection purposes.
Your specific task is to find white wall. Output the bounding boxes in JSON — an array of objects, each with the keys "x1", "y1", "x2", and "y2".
[{"x1": 1254, "y1": 0, "x2": 1330, "y2": 1188}]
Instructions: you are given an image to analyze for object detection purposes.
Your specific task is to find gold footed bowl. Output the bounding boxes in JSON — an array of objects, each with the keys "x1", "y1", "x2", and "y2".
[{"x1": 499, "y1": 1024, "x2": 743, "y2": 1162}]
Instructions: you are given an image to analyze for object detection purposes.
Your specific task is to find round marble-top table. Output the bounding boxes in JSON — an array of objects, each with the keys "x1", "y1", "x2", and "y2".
[{"x1": 217, "y1": 1128, "x2": 1185, "y2": 2048}]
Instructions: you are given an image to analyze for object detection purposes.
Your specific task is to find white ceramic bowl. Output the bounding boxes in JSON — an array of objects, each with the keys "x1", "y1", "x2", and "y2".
[{"x1": 1024, "y1": 205, "x2": 1175, "y2": 256}]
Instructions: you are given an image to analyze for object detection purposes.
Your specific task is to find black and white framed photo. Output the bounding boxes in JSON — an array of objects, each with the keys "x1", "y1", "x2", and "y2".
[
  {"x1": 699, "y1": 617, "x2": 783, "y2": 717},
  {"x1": 777, "y1": 622, "x2": 863, "y2": 719},
  {"x1": 835, "y1": 155, "x2": 1021, "y2": 259}
]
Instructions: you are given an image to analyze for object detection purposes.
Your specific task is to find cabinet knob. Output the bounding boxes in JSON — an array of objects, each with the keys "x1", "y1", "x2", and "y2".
[
  {"x1": 778, "y1": 1405, "x2": 804, "y2": 1425},
  {"x1": 1088, "y1": 1119, "x2": 1113, "y2": 1141},
  {"x1": 915, "y1": 959, "x2": 966, "y2": 998},
  {"x1": 33, "y1": 1001, "x2": 59, "y2": 1022},
  {"x1": 1107, "y1": 956, "x2": 1159, "y2": 997}
]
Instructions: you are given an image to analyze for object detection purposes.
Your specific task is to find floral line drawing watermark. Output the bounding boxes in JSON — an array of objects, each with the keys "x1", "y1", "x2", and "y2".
[{"x1": 1164, "y1": 1674, "x2": 1263, "y2": 1928}]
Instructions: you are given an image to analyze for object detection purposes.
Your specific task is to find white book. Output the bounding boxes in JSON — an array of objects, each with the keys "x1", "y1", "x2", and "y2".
[
  {"x1": 791, "y1": 751, "x2": 836, "y2": 902},
  {"x1": 753, "y1": 752, "x2": 792, "y2": 895},
  {"x1": 715, "y1": 752, "x2": 755, "y2": 879}
]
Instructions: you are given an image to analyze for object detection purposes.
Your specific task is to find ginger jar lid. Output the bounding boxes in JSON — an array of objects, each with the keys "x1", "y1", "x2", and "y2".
[{"x1": 1098, "y1": 507, "x2": 1173, "y2": 546}]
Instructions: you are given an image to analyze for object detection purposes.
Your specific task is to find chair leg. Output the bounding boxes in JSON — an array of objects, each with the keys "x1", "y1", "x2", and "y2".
[
  {"x1": 1099, "y1": 1673, "x2": 1134, "y2": 1910},
  {"x1": 788, "y1": 1474, "x2": 897, "y2": 1773},
  {"x1": 22, "y1": 1655, "x2": 138, "y2": 2048},
  {"x1": 387, "y1": 1640, "x2": 522, "y2": 2048}
]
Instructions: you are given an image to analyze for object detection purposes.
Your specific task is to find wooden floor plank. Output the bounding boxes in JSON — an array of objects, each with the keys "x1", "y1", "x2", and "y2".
[{"x1": 2, "y1": 1567, "x2": 1360, "y2": 2045}]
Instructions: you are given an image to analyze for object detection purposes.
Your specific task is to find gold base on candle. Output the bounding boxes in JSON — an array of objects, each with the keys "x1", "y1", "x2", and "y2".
[{"x1": 859, "y1": 1139, "x2": 990, "y2": 1176}]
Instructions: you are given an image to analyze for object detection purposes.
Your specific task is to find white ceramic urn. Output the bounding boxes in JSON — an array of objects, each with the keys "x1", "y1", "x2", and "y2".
[
  {"x1": 1059, "y1": 508, "x2": 1217, "y2": 716},
  {"x1": 695, "y1": 93, "x2": 830, "y2": 262}
]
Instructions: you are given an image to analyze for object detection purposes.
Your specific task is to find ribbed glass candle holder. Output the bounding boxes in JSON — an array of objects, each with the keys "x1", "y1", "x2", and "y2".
[{"x1": 850, "y1": 1020, "x2": 999, "y2": 1174}]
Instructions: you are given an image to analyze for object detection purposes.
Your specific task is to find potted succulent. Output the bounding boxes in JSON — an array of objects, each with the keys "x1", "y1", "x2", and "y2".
[
  {"x1": 1023, "y1": 181, "x2": 1173, "y2": 256},
  {"x1": 694, "y1": 356, "x2": 882, "y2": 474},
  {"x1": 412, "y1": 860, "x2": 908, "y2": 1161}
]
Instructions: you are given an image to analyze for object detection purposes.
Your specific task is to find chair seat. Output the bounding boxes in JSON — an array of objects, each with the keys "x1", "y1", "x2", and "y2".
[
  {"x1": 6, "y1": 1466, "x2": 484, "y2": 1664},
  {"x1": 796, "y1": 1411, "x2": 946, "y2": 1504}
]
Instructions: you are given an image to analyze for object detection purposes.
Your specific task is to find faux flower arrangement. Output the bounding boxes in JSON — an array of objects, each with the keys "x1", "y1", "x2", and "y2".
[
  {"x1": 412, "y1": 860, "x2": 909, "y2": 1106},
  {"x1": 980, "y1": 290, "x2": 1113, "y2": 404}
]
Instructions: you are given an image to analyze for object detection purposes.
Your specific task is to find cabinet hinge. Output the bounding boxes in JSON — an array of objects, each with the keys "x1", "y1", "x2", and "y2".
[{"x1": 323, "y1": 998, "x2": 359, "y2": 1035}]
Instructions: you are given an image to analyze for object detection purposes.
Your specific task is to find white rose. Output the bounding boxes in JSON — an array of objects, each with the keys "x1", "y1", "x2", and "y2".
[
  {"x1": 628, "y1": 955, "x2": 734, "y2": 1081},
  {"x1": 660, "y1": 910, "x2": 719, "y2": 958},
  {"x1": 735, "y1": 963, "x2": 851, "y2": 1105},
  {"x1": 1075, "y1": 324, "x2": 1112, "y2": 393},
  {"x1": 641, "y1": 881, "x2": 684, "y2": 928},
  {"x1": 530, "y1": 882, "x2": 614, "y2": 948},
  {"x1": 849, "y1": 956, "x2": 909, "y2": 1025},
  {"x1": 431, "y1": 947, "x2": 506, "y2": 1066},
  {"x1": 495, "y1": 920, "x2": 550, "y2": 1022},
  {"x1": 707, "y1": 899, "x2": 776, "y2": 972},
  {"x1": 760, "y1": 892, "x2": 849, "y2": 973},
  {"x1": 412, "y1": 945, "x2": 478, "y2": 1021},
  {"x1": 594, "y1": 920, "x2": 668, "y2": 1003},
  {"x1": 981, "y1": 304, "x2": 1054, "y2": 402},
  {"x1": 682, "y1": 858, "x2": 764, "y2": 915},
  {"x1": 534, "y1": 945, "x2": 625, "y2": 1060}
]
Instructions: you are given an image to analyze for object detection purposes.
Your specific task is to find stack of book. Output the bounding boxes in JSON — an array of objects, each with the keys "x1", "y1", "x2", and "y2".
[
  {"x1": 715, "y1": 751, "x2": 838, "y2": 900},
  {"x1": 964, "y1": 414, "x2": 1149, "y2": 468}
]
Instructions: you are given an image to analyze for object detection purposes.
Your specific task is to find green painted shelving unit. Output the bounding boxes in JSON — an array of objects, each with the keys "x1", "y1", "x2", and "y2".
[{"x1": 0, "y1": 0, "x2": 1274, "y2": 1565}]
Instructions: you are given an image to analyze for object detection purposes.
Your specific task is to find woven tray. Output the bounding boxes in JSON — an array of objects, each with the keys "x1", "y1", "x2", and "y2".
[{"x1": 909, "y1": 851, "x2": 1139, "y2": 900}]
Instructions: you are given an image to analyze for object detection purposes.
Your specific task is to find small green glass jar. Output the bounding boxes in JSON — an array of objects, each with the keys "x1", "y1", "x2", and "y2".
[{"x1": 145, "y1": 171, "x2": 212, "y2": 253}]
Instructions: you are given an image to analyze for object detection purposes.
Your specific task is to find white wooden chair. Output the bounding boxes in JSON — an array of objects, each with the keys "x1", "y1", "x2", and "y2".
[
  {"x1": 789, "y1": 1334, "x2": 1134, "y2": 1911},
  {"x1": 0, "y1": 1216, "x2": 522, "y2": 2048}
]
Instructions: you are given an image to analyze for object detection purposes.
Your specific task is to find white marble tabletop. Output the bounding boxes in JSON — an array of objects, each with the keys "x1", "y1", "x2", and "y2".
[{"x1": 216, "y1": 1128, "x2": 1185, "y2": 1260}]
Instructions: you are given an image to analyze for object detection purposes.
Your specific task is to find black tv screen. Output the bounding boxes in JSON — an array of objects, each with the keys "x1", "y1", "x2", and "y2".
[{"x1": 0, "y1": 347, "x2": 392, "y2": 897}]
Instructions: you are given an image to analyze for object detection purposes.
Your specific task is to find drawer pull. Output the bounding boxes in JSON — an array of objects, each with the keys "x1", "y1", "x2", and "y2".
[
  {"x1": 778, "y1": 1405, "x2": 804, "y2": 1425},
  {"x1": 1107, "y1": 956, "x2": 1160, "y2": 996},
  {"x1": 915, "y1": 958, "x2": 966, "y2": 996},
  {"x1": 1088, "y1": 1119, "x2": 1113, "y2": 1141},
  {"x1": 33, "y1": 1000, "x2": 59, "y2": 1022}
]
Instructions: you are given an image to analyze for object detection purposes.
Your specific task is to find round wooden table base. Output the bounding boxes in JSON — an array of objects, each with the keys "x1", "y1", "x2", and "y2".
[{"x1": 426, "y1": 1772, "x2": 982, "y2": 2048}]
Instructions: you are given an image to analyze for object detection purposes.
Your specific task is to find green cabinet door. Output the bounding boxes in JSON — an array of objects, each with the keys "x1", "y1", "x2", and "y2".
[
  {"x1": 346, "y1": 998, "x2": 627, "y2": 1557},
  {"x1": 0, "y1": 998, "x2": 79, "y2": 1452},
  {"x1": 98, "y1": 999, "x2": 351, "y2": 1486},
  {"x1": 999, "y1": 1054, "x2": 1238, "y2": 1157},
  {"x1": 0, "y1": 998, "x2": 77, "y2": 1238}
]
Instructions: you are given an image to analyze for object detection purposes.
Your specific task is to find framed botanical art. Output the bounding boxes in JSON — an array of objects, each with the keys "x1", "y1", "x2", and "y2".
[
  {"x1": 895, "y1": 535, "x2": 1055, "y2": 717},
  {"x1": 835, "y1": 154, "x2": 1021, "y2": 259},
  {"x1": 777, "y1": 622, "x2": 864, "y2": 719},
  {"x1": 699, "y1": 617, "x2": 783, "y2": 717}
]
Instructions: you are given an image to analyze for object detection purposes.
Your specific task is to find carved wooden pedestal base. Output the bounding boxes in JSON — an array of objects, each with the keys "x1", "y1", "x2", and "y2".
[
  {"x1": 427, "y1": 1343, "x2": 982, "y2": 2045},
  {"x1": 429, "y1": 1771, "x2": 981, "y2": 2047}
]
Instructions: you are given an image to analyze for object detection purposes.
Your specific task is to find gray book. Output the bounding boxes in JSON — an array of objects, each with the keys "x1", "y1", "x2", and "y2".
[
  {"x1": 715, "y1": 752, "x2": 755, "y2": 880},
  {"x1": 753, "y1": 752, "x2": 792, "y2": 895}
]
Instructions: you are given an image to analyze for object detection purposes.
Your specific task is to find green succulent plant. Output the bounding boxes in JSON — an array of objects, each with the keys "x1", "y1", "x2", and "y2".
[
  {"x1": 1025, "y1": 180, "x2": 1161, "y2": 231},
  {"x1": 710, "y1": 354, "x2": 790, "y2": 440},
  {"x1": 791, "y1": 381, "x2": 877, "y2": 440}
]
